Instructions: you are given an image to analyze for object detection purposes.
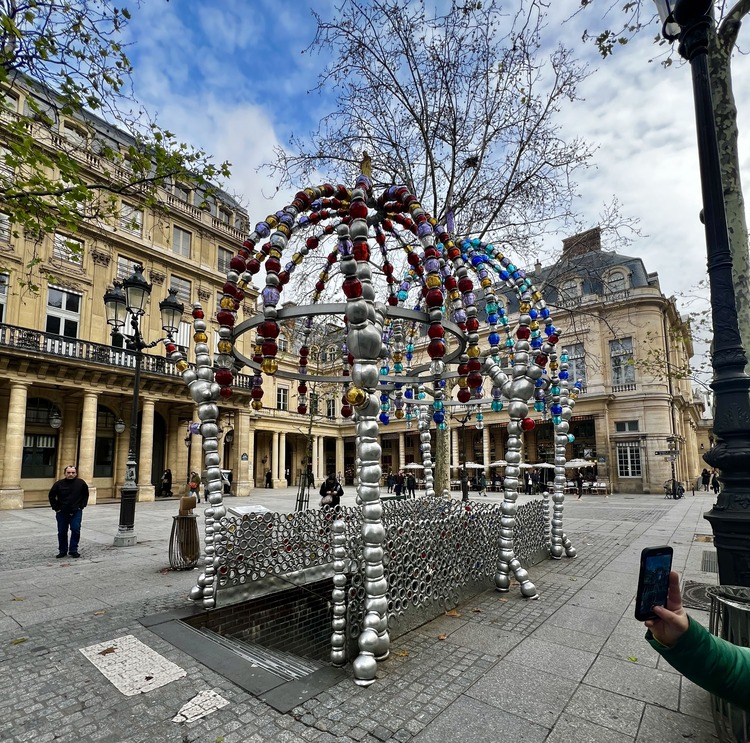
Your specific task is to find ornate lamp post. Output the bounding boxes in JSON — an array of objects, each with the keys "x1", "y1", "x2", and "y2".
[
  {"x1": 103, "y1": 264, "x2": 183, "y2": 546},
  {"x1": 654, "y1": 0, "x2": 750, "y2": 584}
]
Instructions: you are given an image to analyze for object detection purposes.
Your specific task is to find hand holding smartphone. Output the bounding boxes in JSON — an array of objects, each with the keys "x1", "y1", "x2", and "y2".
[{"x1": 634, "y1": 545, "x2": 674, "y2": 621}]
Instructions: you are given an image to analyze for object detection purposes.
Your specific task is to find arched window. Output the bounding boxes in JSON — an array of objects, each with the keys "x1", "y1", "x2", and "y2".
[
  {"x1": 559, "y1": 279, "x2": 580, "y2": 300},
  {"x1": 607, "y1": 271, "x2": 627, "y2": 294}
]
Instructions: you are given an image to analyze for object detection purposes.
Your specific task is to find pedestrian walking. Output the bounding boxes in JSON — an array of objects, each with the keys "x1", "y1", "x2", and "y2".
[
  {"x1": 576, "y1": 470, "x2": 584, "y2": 500},
  {"x1": 711, "y1": 470, "x2": 720, "y2": 495},
  {"x1": 406, "y1": 472, "x2": 416, "y2": 498},
  {"x1": 189, "y1": 470, "x2": 202, "y2": 503},
  {"x1": 48, "y1": 465, "x2": 89, "y2": 558},
  {"x1": 530, "y1": 469, "x2": 539, "y2": 494},
  {"x1": 700, "y1": 468, "x2": 710, "y2": 492},
  {"x1": 524, "y1": 470, "x2": 533, "y2": 495},
  {"x1": 159, "y1": 468, "x2": 172, "y2": 498},
  {"x1": 477, "y1": 472, "x2": 487, "y2": 497},
  {"x1": 386, "y1": 470, "x2": 394, "y2": 493}
]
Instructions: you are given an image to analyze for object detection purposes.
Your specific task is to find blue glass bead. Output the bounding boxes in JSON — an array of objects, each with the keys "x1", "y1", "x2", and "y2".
[
  {"x1": 405, "y1": 389, "x2": 413, "y2": 399},
  {"x1": 418, "y1": 391, "x2": 426, "y2": 399},
  {"x1": 394, "y1": 363, "x2": 403, "y2": 372},
  {"x1": 568, "y1": 434, "x2": 575, "y2": 443},
  {"x1": 433, "y1": 400, "x2": 444, "y2": 411},
  {"x1": 398, "y1": 290, "x2": 408, "y2": 301},
  {"x1": 432, "y1": 411, "x2": 445, "y2": 424},
  {"x1": 380, "y1": 393, "x2": 389, "y2": 402},
  {"x1": 438, "y1": 422, "x2": 448, "y2": 430},
  {"x1": 550, "y1": 404, "x2": 563, "y2": 415},
  {"x1": 552, "y1": 415, "x2": 562, "y2": 425},
  {"x1": 491, "y1": 400, "x2": 504, "y2": 412},
  {"x1": 380, "y1": 367, "x2": 389, "y2": 375},
  {"x1": 540, "y1": 307, "x2": 550, "y2": 318},
  {"x1": 505, "y1": 338, "x2": 515, "y2": 347},
  {"x1": 534, "y1": 401, "x2": 545, "y2": 412},
  {"x1": 476, "y1": 413, "x2": 483, "y2": 421},
  {"x1": 551, "y1": 386, "x2": 560, "y2": 395},
  {"x1": 406, "y1": 344, "x2": 414, "y2": 353},
  {"x1": 500, "y1": 316, "x2": 509, "y2": 326},
  {"x1": 487, "y1": 313, "x2": 498, "y2": 324},
  {"x1": 530, "y1": 308, "x2": 538, "y2": 319},
  {"x1": 560, "y1": 354, "x2": 569, "y2": 362},
  {"x1": 559, "y1": 370, "x2": 569, "y2": 380},
  {"x1": 531, "y1": 337, "x2": 543, "y2": 348},
  {"x1": 379, "y1": 413, "x2": 390, "y2": 424},
  {"x1": 499, "y1": 270, "x2": 510, "y2": 280},
  {"x1": 486, "y1": 302, "x2": 498, "y2": 313},
  {"x1": 488, "y1": 332, "x2": 500, "y2": 345}
]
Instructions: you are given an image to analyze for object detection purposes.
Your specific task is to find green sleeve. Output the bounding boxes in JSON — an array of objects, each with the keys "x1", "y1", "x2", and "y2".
[{"x1": 647, "y1": 617, "x2": 750, "y2": 711}]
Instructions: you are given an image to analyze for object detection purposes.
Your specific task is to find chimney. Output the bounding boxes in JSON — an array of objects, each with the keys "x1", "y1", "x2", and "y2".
[{"x1": 562, "y1": 227, "x2": 602, "y2": 258}]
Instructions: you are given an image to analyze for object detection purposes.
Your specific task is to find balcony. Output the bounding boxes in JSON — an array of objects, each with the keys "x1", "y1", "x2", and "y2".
[{"x1": 0, "y1": 322, "x2": 254, "y2": 388}]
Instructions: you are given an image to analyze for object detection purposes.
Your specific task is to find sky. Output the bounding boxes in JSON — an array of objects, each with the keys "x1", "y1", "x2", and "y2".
[{"x1": 119, "y1": 0, "x2": 750, "y2": 350}]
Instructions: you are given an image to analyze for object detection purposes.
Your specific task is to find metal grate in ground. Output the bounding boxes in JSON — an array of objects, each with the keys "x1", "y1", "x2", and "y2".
[{"x1": 701, "y1": 550, "x2": 719, "y2": 573}]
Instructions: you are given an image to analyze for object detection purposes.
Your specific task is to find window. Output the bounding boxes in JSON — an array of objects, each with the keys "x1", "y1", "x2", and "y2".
[
  {"x1": 278, "y1": 334, "x2": 288, "y2": 352},
  {"x1": 565, "y1": 342, "x2": 586, "y2": 387},
  {"x1": 173, "y1": 226, "x2": 192, "y2": 258},
  {"x1": 22, "y1": 433, "x2": 58, "y2": 478},
  {"x1": 174, "y1": 183, "x2": 190, "y2": 202},
  {"x1": 94, "y1": 408, "x2": 117, "y2": 478},
  {"x1": 2, "y1": 90, "x2": 18, "y2": 112},
  {"x1": 218, "y1": 246, "x2": 232, "y2": 274},
  {"x1": 616, "y1": 441, "x2": 642, "y2": 478},
  {"x1": 116, "y1": 255, "x2": 135, "y2": 282},
  {"x1": 607, "y1": 271, "x2": 627, "y2": 294},
  {"x1": 0, "y1": 272, "x2": 8, "y2": 322},
  {"x1": 0, "y1": 212, "x2": 9, "y2": 242},
  {"x1": 46, "y1": 286, "x2": 81, "y2": 338},
  {"x1": 277, "y1": 386, "x2": 289, "y2": 411},
  {"x1": 615, "y1": 420, "x2": 639, "y2": 433},
  {"x1": 120, "y1": 203, "x2": 143, "y2": 236},
  {"x1": 559, "y1": 279, "x2": 580, "y2": 299},
  {"x1": 218, "y1": 207, "x2": 232, "y2": 224},
  {"x1": 62, "y1": 121, "x2": 87, "y2": 148},
  {"x1": 310, "y1": 392, "x2": 319, "y2": 415},
  {"x1": 326, "y1": 398, "x2": 336, "y2": 419},
  {"x1": 169, "y1": 275, "x2": 191, "y2": 305},
  {"x1": 610, "y1": 337, "x2": 635, "y2": 386},
  {"x1": 53, "y1": 233, "x2": 83, "y2": 264},
  {"x1": 176, "y1": 321, "x2": 191, "y2": 353},
  {"x1": 0, "y1": 146, "x2": 13, "y2": 179}
]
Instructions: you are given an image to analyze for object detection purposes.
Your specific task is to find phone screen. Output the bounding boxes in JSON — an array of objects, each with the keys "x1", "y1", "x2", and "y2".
[{"x1": 635, "y1": 547, "x2": 673, "y2": 621}]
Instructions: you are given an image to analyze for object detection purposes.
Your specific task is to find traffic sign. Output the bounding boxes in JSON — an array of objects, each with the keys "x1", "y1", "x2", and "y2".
[{"x1": 655, "y1": 450, "x2": 679, "y2": 456}]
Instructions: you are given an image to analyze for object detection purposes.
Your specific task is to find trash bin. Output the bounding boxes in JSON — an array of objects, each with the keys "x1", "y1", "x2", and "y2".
[
  {"x1": 707, "y1": 585, "x2": 750, "y2": 743},
  {"x1": 168, "y1": 514, "x2": 200, "y2": 570}
]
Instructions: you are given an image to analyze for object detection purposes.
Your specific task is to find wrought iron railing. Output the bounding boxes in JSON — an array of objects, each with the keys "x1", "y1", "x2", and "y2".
[{"x1": 0, "y1": 322, "x2": 254, "y2": 388}]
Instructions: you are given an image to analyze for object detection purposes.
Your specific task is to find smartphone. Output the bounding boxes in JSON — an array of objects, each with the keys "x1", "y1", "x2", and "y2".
[{"x1": 634, "y1": 545, "x2": 674, "y2": 621}]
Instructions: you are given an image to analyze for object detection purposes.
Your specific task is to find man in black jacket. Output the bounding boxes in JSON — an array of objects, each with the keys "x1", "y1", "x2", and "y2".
[{"x1": 49, "y1": 465, "x2": 89, "y2": 558}]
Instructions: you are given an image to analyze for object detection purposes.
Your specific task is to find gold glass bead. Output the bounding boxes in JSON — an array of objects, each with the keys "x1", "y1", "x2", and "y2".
[
  {"x1": 261, "y1": 358, "x2": 278, "y2": 375},
  {"x1": 458, "y1": 377, "x2": 468, "y2": 388},
  {"x1": 266, "y1": 215, "x2": 278, "y2": 228},
  {"x1": 218, "y1": 340, "x2": 233, "y2": 353},
  {"x1": 220, "y1": 297, "x2": 234, "y2": 309},
  {"x1": 426, "y1": 274, "x2": 442, "y2": 289},
  {"x1": 194, "y1": 332, "x2": 208, "y2": 343},
  {"x1": 481, "y1": 277, "x2": 492, "y2": 289},
  {"x1": 175, "y1": 360, "x2": 189, "y2": 372},
  {"x1": 467, "y1": 345, "x2": 480, "y2": 358},
  {"x1": 395, "y1": 409, "x2": 404, "y2": 419},
  {"x1": 519, "y1": 302, "x2": 531, "y2": 313},
  {"x1": 345, "y1": 386, "x2": 366, "y2": 406},
  {"x1": 292, "y1": 252, "x2": 303, "y2": 265},
  {"x1": 252, "y1": 400, "x2": 263, "y2": 410}
]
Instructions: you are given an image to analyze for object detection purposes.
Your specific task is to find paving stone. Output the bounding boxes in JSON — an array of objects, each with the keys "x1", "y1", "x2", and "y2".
[
  {"x1": 565, "y1": 685, "x2": 646, "y2": 735},
  {"x1": 412, "y1": 694, "x2": 548, "y2": 742},
  {"x1": 547, "y1": 712, "x2": 635, "y2": 742},
  {"x1": 503, "y1": 637, "x2": 597, "y2": 682},
  {"x1": 635, "y1": 703, "x2": 720, "y2": 743}
]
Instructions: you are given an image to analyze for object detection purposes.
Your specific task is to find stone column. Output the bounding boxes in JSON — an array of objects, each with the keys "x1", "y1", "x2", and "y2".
[
  {"x1": 60, "y1": 398, "x2": 79, "y2": 478},
  {"x1": 398, "y1": 431, "x2": 405, "y2": 471},
  {"x1": 451, "y1": 427, "x2": 459, "y2": 471},
  {"x1": 278, "y1": 431, "x2": 287, "y2": 487},
  {"x1": 114, "y1": 404, "x2": 130, "y2": 493},
  {"x1": 272, "y1": 430, "x2": 280, "y2": 483},
  {"x1": 482, "y1": 425, "x2": 490, "y2": 475},
  {"x1": 0, "y1": 381, "x2": 27, "y2": 509},
  {"x1": 335, "y1": 435, "x2": 345, "y2": 479},
  {"x1": 236, "y1": 411, "x2": 252, "y2": 495},
  {"x1": 78, "y1": 391, "x2": 98, "y2": 504},
  {"x1": 138, "y1": 398, "x2": 155, "y2": 501}
]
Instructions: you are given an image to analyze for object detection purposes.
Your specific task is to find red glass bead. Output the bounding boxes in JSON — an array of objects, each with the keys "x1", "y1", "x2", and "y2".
[
  {"x1": 265, "y1": 257, "x2": 281, "y2": 274},
  {"x1": 457, "y1": 388, "x2": 472, "y2": 403},
  {"x1": 425, "y1": 288, "x2": 443, "y2": 308},
  {"x1": 278, "y1": 271, "x2": 290, "y2": 285},
  {"x1": 407, "y1": 252, "x2": 420, "y2": 267},
  {"x1": 448, "y1": 247, "x2": 461, "y2": 260},
  {"x1": 300, "y1": 346, "x2": 309, "y2": 357},
  {"x1": 251, "y1": 388, "x2": 264, "y2": 400},
  {"x1": 387, "y1": 295, "x2": 398, "y2": 306},
  {"x1": 458, "y1": 363, "x2": 469, "y2": 376},
  {"x1": 444, "y1": 276, "x2": 457, "y2": 290},
  {"x1": 306, "y1": 236, "x2": 319, "y2": 249},
  {"x1": 467, "y1": 372, "x2": 482, "y2": 388},
  {"x1": 342, "y1": 277, "x2": 363, "y2": 299},
  {"x1": 229, "y1": 256, "x2": 246, "y2": 272},
  {"x1": 549, "y1": 334, "x2": 559, "y2": 344},
  {"x1": 219, "y1": 386, "x2": 233, "y2": 399},
  {"x1": 466, "y1": 317, "x2": 479, "y2": 332},
  {"x1": 517, "y1": 326, "x2": 531, "y2": 339},
  {"x1": 350, "y1": 201, "x2": 368, "y2": 219},
  {"x1": 297, "y1": 405, "x2": 307, "y2": 415},
  {"x1": 261, "y1": 242, "x2": 271, "y2": 255},
  {"x1": 295, "y1": 190, "x2": 311, "y2": 208},
  {"x1": 341, "y1": 405, "x2": 353, "y2": 418},
  {"x1": 247, "y1": 259, "x2": 261, "y2": 274},
  {"x1": 383, "y1": 263, "x2": 394, "y2": 276},
  {"x1": 352, "y1": 241, "x2": 370, "y2": 261},
  {"x1": 215, "y1": 368, "x2": 233, "y2": 385},
  {"x1": 535, "y1": 354, "x2": 548, "y2": 366},
  {"x1": 315, "y1": 280, "x2": 325, "y2": 292},
  {"x1": 468, "y1": 358, "x2": 481, "y2": 371},
  {"x1": 259, "y1": 321, "x2": 279, "y2": 338},
  {"x1": 427, "y1": 339, "x2": 445, "y2": 358},
  {"x1": 217, "y1": 311, "x2": 235, "y2": 327},
  {"x1": 165, "y1": 343, "x2": 176, "y2": 353},
  {"x1": 298, "y1": 383, "x2": 308, "y2": 394},
  {"x1": 327, "y1": 252, "x2": 337, "y2": 264},
  {"x1": 521, "y1": 418, "x2": 536, "y2": 431},
  {"x1": 243, "y1": 239, "x2": 255, "y2": 250},
  {"x1": 458, "y1": 277, "x2": 473, "y2": 293},
  {"x1": 427, "y1": 324, "x2": 444, "y2": 339},
  {"x1": 262, "y1": 341, "x2": 278, "y2": 356},
  {"x1": 192, "y1": 308, "x2": 204, "y2": 320},
  {"x1": 299, "y1": 357, "x2": 308, "y2": 367}
]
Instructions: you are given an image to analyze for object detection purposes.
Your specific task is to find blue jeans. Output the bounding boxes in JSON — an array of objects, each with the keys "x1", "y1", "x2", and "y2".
[{"x1": 56, "y1": 510, "x2": 83, "y2": 554}]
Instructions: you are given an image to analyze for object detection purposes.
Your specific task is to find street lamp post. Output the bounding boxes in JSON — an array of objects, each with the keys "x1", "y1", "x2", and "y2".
[
  {"x1": 456, "y1": 410, "x2": 472, "y2": 502},
  {"x1": 103, "y1": 264, "x2": 183, "y2": 547},
  {"x1": 655, "y1": 0, "x2": 750, "y2": 585}
]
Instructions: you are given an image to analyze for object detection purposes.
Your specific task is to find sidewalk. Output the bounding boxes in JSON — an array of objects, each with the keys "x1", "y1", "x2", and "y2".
[{"x1": 0, "y1": 488, "x2": 722, "y2": 742}]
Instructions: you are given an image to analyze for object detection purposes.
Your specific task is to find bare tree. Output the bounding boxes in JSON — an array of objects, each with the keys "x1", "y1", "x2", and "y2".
[{"x1": 270, "y1": 0, "x2": 595, "y2": 254}]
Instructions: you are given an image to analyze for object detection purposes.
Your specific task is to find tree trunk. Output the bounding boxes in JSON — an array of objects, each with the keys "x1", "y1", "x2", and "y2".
[
  {"x1": 710, "y1": 11, "x2": 750, "y2": 373},
  {"x1": 434, "y1": 425, "x2": 451, "y2": 497}
]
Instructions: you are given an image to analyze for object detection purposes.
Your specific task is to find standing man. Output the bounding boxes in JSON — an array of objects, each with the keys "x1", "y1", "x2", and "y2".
[
  {"x1": 49, "y1": 465, "x2": 89, "y2": 558},
  {"x1": 406, "y1": 472, "x2": 417, "y2": 498}
]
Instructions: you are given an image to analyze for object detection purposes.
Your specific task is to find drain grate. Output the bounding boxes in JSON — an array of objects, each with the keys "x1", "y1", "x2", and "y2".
[
  {"x1": 701, "y1": 550, "x2": 719, "y2": 573},
  {"x1": 682, "y1": 580, "x2": 716, "y2": 611}
]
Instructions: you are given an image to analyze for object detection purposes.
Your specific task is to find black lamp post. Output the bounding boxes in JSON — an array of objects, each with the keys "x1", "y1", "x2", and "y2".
[
  {"x1": 456, "y1": 409, "x2": 472, "y2": 502},
  {"x1": 103, "y1": 264, "x2": 183, "y2": 547},
  {"x1": 655, "y1": 0, "x2": 750, "y2": 585}
]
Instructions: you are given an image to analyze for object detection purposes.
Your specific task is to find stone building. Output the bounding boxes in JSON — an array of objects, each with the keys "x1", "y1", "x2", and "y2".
[{"x1": 0, "y1": 83, "x2": 708, "y2": 508}]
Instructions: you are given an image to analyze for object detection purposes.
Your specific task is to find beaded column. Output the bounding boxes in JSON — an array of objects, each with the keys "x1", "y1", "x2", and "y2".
[
  {"x1": 419, "y1": 404, "x2": 435, "y2": 497},
  {"x1": 343, "y1": 176, "x2": 390, "y2": 686},
  {"x1": 330, "y1": 518, "x2": 348, "y2": 666}
]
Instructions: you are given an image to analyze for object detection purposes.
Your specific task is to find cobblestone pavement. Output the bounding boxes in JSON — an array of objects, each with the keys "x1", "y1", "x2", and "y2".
[{"x1": 0, "y1": 490, "x2": 722, "y2": 742}]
